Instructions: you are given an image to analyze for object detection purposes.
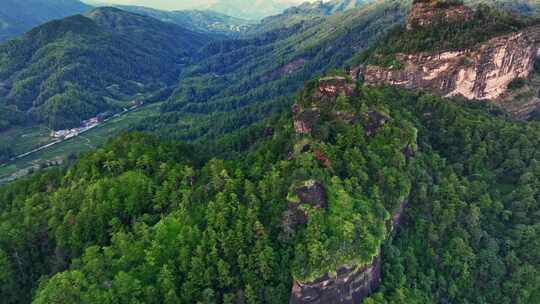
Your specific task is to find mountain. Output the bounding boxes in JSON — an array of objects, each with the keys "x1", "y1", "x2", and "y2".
[
  {"x1": 0, "y1": 0, "x2": 403, "y2": 171},
  {"x1": 3, "y1": 1, "x2": 540, "y2": 304},
  {"x1": 201, "y1": 0, "x2": 304, "y2": 20},
  {"x1": 137, "y1": 0, "x2": 408, "y2": 142},
  {"x1": 3, "y1": 69, "x2": 540, "y2": 304},
  {"x1": 113, "y1": 5, "x2": 254, "y2": 36},
  {"x1": 351, "y1": 0, "x2": 540, "y2": 118},
  {"x1": 0, "y1": 0, "x2": 91, "y2": 42},
  {"x1": 0, "y1": 7, "x2": 211, "y2": 130}
]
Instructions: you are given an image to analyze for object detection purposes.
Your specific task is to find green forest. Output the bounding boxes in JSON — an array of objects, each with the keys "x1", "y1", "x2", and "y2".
[
  {"x1": 2, "y1": 1, "x2": 540, "y2": 303},
  {"x1": 0, "y1": 8, "x2": 210, "y2": 130},
  {"x1": 1, "y1": 77, "x2": 540, "y2": 302},
  {"x1": 0, "y1": 1, "x2": 407, "y2": 164}
]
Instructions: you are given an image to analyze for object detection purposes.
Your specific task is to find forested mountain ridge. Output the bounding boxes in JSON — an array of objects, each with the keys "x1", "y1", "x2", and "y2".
[
  {"x1": 3, "y1": 70, "x2": 540, "y2": 303},
  {"x1": 137, "y1": 0, "x2": 540, "y2": 144},
  {"x1": 3, "y1": 1, "x2": 540, "y2": 303},
  {"x1": 3, "y1": 0, "x2": 537, "y2": 171},
  {"x1": 0, "y1": 0, "x2": 90, "y2": 43},
  {"x1": 0, "y1": 7, "x2": 211, "y2": 130},
  {"x1": 0, "y1": 1, "x2": 405, "y2": 167}
]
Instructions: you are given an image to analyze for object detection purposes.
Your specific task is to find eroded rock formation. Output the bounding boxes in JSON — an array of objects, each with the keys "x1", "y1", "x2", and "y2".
[
  {"x1": 288, "y1": 84, "x2": 411, "y2": 302},
  {"x1": 315, "y1": 76, "x2": 356, "y2": 98},
  {"x1": 289, "y1": 200, "x2": 408, "y2": 304},
  {"x1": 295, "y1": 180, "x2": 328, "y2": 209},
  {"x1": 406, "y1": 0, "x2": 473, "y2": 30},
  {"x1": 294, "y1": 107, "x2": 320, "y2": 135},
  {"x1": 293, "y1": 77, "x2": 357, "y2": 135},
  {"x1": 290, "y1": 256, "x2": 382, "y2": 304},
  {"x1": 282, "y1": 180, "x2": 328, "y2": 240},
  {"x1": 353, "y1": 27, "x2": 540, "y2": 117}
]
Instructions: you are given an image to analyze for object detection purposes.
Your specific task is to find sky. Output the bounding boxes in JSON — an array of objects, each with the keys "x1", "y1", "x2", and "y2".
[{"x1": 82, "y1": 0, "x2": 312, "y2": 11}]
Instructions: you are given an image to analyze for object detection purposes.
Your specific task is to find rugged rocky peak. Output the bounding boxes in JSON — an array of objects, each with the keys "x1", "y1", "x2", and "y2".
[
  {"x1": 282, "y1": 180, "x2": 328, "y2": 240},
  {"x1": 294, "y1": 180, "x2": 328, "y2": 209},
  {"x1": 287, "y1": 79, "x2": 414, "y2": 303},
  {"x1": 290, "y1": 256, "x2": 382, "y2": 304},
  {"x1": 289, "y1": 198, "x2": 410, "y2": 304},
  {"x1": 350, "y1": 0, "x2": 540, "y2": 118},
  {"x1": 406, "y1": 0, "x2": 473, "y2": 30},
  {"x1": 364, "y1": 110, "x2": 389, "y2": 137},
  {"x1": 314, "y1": 76, "x2": 356, "y2": 99},
  {"x1": 293, "y1": 76, "x2": 357, "y2": 135}
]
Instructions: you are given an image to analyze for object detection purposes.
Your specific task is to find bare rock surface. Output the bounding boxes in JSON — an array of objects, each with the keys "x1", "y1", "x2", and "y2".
[
  {"x1": 314, "y1": 76, "x2": 356, "y2": 99},
  {"x1": 406, "y1": 0, "x2": 473, "y2": 30},
  {"x1": 289, "y1": 199, "x2": 409, "y2": 304},
  {"x1": 353, "y1": 27, "x2": 540, "y2": 117},
  {"x1": 290, "y1": 256, "x2": 381, "y2": 304}
]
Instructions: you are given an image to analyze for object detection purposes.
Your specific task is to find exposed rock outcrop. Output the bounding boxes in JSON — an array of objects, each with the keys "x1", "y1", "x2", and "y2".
[
  {"x1": 353, "y1": 27, "x2": 540, "y2": 117},
  {"x1": 315, "y1": 76, "x2": 356, "y2": 98},
  {"x1": 289, "y1": 199, "x2": 408, "y2": 304},
  {"x1": 294, "y1": 180, "x2": 328, "y2": 209},
  {"x1": 293, "y1": 104, "x2": 320, "y2": 135},
  {"x1": 288, "y1": 88, "x2": 412, "y2": 303},
  {"x1": 282, "y1": 180, "x2": 328, "y2": 239},
  {"x1": 293, "y1": 76, "x2": 356, "y2": 135},
  {"x1": 364, "y1": 110, "x2": 389, "y2": 137},
  {"x1": 290, "y1": 256, "x2": 381, "y2": 304},
  {"x1": 406, "y1": 0, "x2": 473, "y2": 30}
]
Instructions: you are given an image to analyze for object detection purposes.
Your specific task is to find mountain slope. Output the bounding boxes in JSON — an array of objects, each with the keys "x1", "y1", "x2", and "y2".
[
  {"x1": 0, "y1": 0, "x2": 91, "y2": 42},
  {"x1": 137, "y1": 0, "x2": 408, "y2": 141},
  {"x1": 2, "y1": 1, "x2": 540, "y2": 304},
  {"x1": 2, "y1": 73, "x2": 540, "y2": 303},
  {"x1": 0, "y1": 7, "x2": 211, "y2": 130}
]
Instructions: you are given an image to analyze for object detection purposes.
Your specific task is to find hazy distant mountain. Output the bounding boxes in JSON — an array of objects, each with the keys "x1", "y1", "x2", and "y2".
[
  {"x1": 201, "y1": 0, "x2": 303, "y2": 20},
  {"x1": 0, "y1": 0, "x2": 91, "y2": 42},
  {"x1": 117, "y1": 5, "x2": 254, "y2": 36}
]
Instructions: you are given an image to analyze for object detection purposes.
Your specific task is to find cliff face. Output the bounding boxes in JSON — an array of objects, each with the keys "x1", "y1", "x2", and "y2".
[
  {"x1": 293, "y1": 76, "x2": 356, "y2": 135},
  {"x1": 406, "y1": 0, "x2": 473, "y2": 30},
  {"x1": 290, "y1": 256, "x2": 381, "y2": 304},
  {"x1": 289, "y1": 200, "x2": 408, "y2": 304},
  {"x1": 353, "y1": 27, "x2": 540, "y2": 117}
]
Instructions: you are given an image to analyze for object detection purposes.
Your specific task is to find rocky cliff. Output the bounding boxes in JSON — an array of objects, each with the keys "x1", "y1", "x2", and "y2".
[
  {"x1": 352, "y1": 4, "x2": 540, "y2": 118},
  {"x1": 289, "y1": 200, "x2": 409, "y2": 304},
  {"x1": 290, "y1": 256, "x2": 382, "y2": 304},
  {"x1": 406, "y1": 0, "x2": 473, "y2": 30}
]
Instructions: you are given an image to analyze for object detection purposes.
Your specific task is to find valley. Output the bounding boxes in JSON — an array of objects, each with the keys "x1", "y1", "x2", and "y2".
[{"x1": 0, "y1": 101, "x2": 162, "y2": 184}]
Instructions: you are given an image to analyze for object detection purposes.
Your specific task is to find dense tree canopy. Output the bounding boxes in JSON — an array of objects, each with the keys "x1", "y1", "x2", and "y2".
[{"x1": 1, "y1": 78, "x2": 540, "y2": 303}]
